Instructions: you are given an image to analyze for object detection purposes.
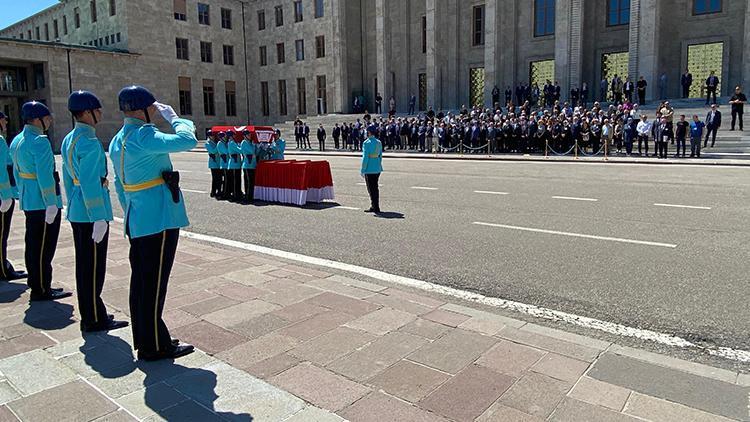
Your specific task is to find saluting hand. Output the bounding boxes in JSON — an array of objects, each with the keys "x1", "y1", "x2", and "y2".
[{"x1": 154, "y1": 102, "x2": 179, "y2": 124}]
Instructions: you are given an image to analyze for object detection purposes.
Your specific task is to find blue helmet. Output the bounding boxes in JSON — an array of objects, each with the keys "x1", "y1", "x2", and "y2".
[
  {"x1": 118, "y1": 85, "x2": 156, "y2": 112},
  {"x1": 367, "y1": 124, "x2": 378, "y2": 135},
  {"x1": 0, "y1": 111, "x2": 6, "y2": 120},
  {"x1": 21, "y1": 101, "x2": 51, "y2": 121},
  {"x1": 242, "y1": 129, "x2": 251, "y2": 135},
  {"x1": 68, "y1": 90, "x2": 102, "y2": 112},
  {"x1": 217, "y1": 131, "x2": 226, "y2": 138}
]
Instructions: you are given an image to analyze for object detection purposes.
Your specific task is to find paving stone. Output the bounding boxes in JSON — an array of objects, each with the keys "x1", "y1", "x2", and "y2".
[
  {"x1": 279, "y1": 264, "x2": 332, "y2": 279},
  {"x1": 623, "y1": 392, "x2": 736, "y2": 422},
  {"x1": 270, "y1": 301, "x2": 328, "y2": 322},
  {"x1": 284, "y1": 406, "x2": 345, "y2": 422},
  {"x1": 0, "y1": 381, "x2": 19, "y2": 405},
  {"x1": 344, "y1": 307, "x2": 416, "y2": 335},
  {"x1": 738, "y1": 373, "x2": 750, "y2": 387},
  {"x1": 568, "y1": 376, "x2": 631, "y2": 411},
  {"x1": 8, "y1": 380, "x2": 117, "y2": 422},
  {"x1": 530, "y1": 353, "x2": 590, "y2": 383},
  {"x1": 59, "y1": 344, "x2": 136, "y2": 378},
  {"x1": 365, "y1": 293, "x2": 435, "y2": 315},
  {"x1": 440, "y1": 303, "x2": 526, "y2": 329},
  {"x1": 278, "y1": 310, "x2": 355, "y2": 341},
  {"x1": 422, "y1": 309, "x2": 472, "y2": 327},
  {"x1": 221, "y1": 268, "x2": 276, "y2": 286},
  {"x1": 0, "y1": 349, "x2": 78, "y2": 395},
  {"x1": 408, "y1": 329, "x2": 496, "y2": 374},
  {"x1": 476, "y1": 339, "x2": 547, "y2": 377},
  {"x1": 340, "y1": 391, "x2": 449, "y2": 422},
  {"x1": 0, "y1": 331, "x2": 57, "y2": 360},
  {"x1": 322, "y1": 274, "x2": 388, "y2": 293},
  {"x1": 458, "y1": 316, "x2": 507, "y2": 336},
  {"x1": 217, "y1": 333, "x2": 300, "y2": 369},
  {"x1": 258, "y1": 280, "x2": 323, "y2": 306},
  {"x1": 227, "y1": 313, "x2": 290, "y2": 339},
  {"x1": 327, "y1": 332, "x2": 428, "y2": 382},
  {"x1": 146, "y1": 399, "x2": 223, "y2": 421},
  {"x1": 497, "y1": 327, "x2": 601, "y2": 362},
  {"x1": 381, "y1": 288, "x2": 446, "y2": 308},
  {"x1": 498, "y1": 372, "x2": 570, "y2": 419},
  {"x1": 0, "y1": 405, "x2": 16, "y2": 422},
  {"x1": 270, "y1": 363, "x2": 370, "y2": 412},
  {"x1": 169, "y1": 360, "x2": 305, "y2": 421},
  {"x1": 266, "y1": 269, "x2": 298, "y2": 278},
  {"x1": 202, "y1": 300, "x2": 280, "y2": 328},
  {"x1": 420, "y1": 365, "x2": 515, "y2": 422},
  {"x1": 520, "y1": 324, "x2": 611, "y2": 351},
  {"x1": 476, "y1": 402, "x2": 543, "y2": 422},
  {"x1": 549, "y1": 398, "x2": 642, "y2": 422},
  {"x1": 170, "y1": 321, "x2": 246, "y2": 355},
  {"x1": 116, "y1": 382, "x2": 189, "y2": 420},
  {"x1": 161, "y1": 309, "x2": 200, "y2": 329},
  {"x1": 92, "y1": 410, "x2": 138, "y2": 422},
  {"x1": 244, "y1": 353, "x2": 300, "y2": 380},
  {"x1": 367, "y1": 360, "x2": 451, "y2": 403},
  {"x1": 305, "y1": 278, "x2": 376, "y2": 299},
  {"x1": 587, "y1": 353, "x2": 747, "y2": 421},
  {"x1": 289, "y1": 327, "x2": 376, "y2": 366},
  {"x1": 179, "y1": 295, "x2": 240, "y2": 317},
  {"x1": 399, "y1": 318, "x2": 451, "y2": 339},
  {"x1": 208, "y1": 282, "x2": 265, "y2": 301},
  {"x1": 304, "y1": 292, "x2": 381, "y2": 317},
  {"x1": 164, "y1": 290, "x2": 217, "y2": 309}
]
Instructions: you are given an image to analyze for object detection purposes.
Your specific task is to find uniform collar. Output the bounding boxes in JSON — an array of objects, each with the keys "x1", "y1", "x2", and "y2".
[
  {"x1": 124, "y1": 117, "x2": 146, "y2": 127},
  {"x1": 23, "y1": 124, "x2": 43, "y2": 136},
  {"x1": 74, "y1": 122, "x2": 96, "y2": 134}
]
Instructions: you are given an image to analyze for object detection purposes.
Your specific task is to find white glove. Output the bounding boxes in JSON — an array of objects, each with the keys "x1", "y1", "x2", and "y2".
[
  {"x1": 154, "y1": 102, "x2": 179, "y2": 124},
  {"x1": 45, "y1": 205, "x2": 59, "y2": 224},
  {"x1": 92, "y1": 220, "x2": 108, "y2": 244},
  {"x1": 0, "y1": 199, "x2": 11, "y2": 213}
]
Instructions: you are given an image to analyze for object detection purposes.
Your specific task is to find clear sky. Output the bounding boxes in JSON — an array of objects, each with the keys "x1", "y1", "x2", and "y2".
[{"x1": 0, "y1": 0, "x2": 60, "y2": 30}]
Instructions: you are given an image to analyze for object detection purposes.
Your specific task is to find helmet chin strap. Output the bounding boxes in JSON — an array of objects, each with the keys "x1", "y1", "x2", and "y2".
[
  {"x1": 142, "y1": 109, "x2": 151, "y2": 124},
  {"x1": 40, "y1": 118, "x2": 47, "y2": 133},
  {"x1": 89, "y1": 110, "x2": 98, "y2": 125}
]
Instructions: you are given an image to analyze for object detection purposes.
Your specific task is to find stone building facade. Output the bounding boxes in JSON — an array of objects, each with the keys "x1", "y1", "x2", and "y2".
[{"x1": 0, "y1": 0, "x2": 748, "y2": 142}]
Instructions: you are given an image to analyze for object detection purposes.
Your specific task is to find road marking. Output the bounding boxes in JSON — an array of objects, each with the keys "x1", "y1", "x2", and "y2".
[
  {"x1": 334, "y1": 206, "x2": 360, "y2": 211},
  {"x1": 473, "y1": 222, "x2": 677, "y2": 248},
  {"x1": 552, "y1": 196, "x2": 598, "y2": 202},
  {"x1": 356, "y1": 182, "x2": 383, "y2": 187},
  {"x1": 411, "y1": 186, "x2": 438, "y2": 191},
  {"x1": 182, "y1": 189, "x2": 208, "y2": 194},
  {"x1": 132, "y1": 220, "x2": 745, "y2": 364},
  {"x1": 654, "y1": 203, "x2": 712, "y2": 210},
  {"x1": 474, "y1": 190, "x2": 510, "y2": 196}
]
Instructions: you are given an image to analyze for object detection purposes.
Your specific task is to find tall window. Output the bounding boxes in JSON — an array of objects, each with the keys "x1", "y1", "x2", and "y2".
[
  {"x1": 198, "y1": 3, "x2": 210, "y2": 25},
  {"x1": 607, "y1": 0, "x2": 630, "y2": 26},
  {"x1": 534, "y1": 0, "x2": 555, "y2": 37},
  {"x1": 275, "y1": 5, "x2": 284, "y2": 26},
  {"x1": 472, "y1": 5, "x2": 485, "y2": 46},
  {"x1": 277, "y1": 43, "x2": 285, "y2": 64},
  {"x1": 63, "y1": 16, "x2": 68, "y2": 34},
  {"x1": 261, "y1": 82, "x2": 270, "y2": 116},
  {"x1": 421, "y1": 16, "x2": 427, "y2": 53},
  {"x1": 225, "y1": 81, "x2": 237, "y2": 116},
  {"x1": 44, "y1": 23, "x2": 49, "y2": 41},
  {"x1": 203, "y1": 79, "x2": 215, "y2": 116},
  {"x1": 174, "y1": 0, "x2": 187, "y2": 20},
  {"x1": 693, "y1": 0, "x2": 721, "y2": 14},
  {"x1": 315, "y1": 0, "x2": 324, "y2": 18},
  {"x1": 74, "y1": 8, "x2": 81, "y2": 28},
  {"x1": 295, "y1": 40, "x2": 305, "y2": 61},
  {"x1": 200, "y1": 41, "x2": 213, "y2": 63},
  {"x1": 294, "y1": 1, "x2": 303, "y2": 22},
  {"x1": 27, "y1": 30, "x2": 31, "y2": 40},
  {"x1": 297, "y1": 78, "x2": 307, "y2": 115},
  {"x1": 223, "y1": 45, "x2": 234, "y2": 65},
  {"x1": 257, "y1": 10, "x2": 266, "y2": 30},
  {"x1": 278, "y1": 80, "x2": 288, "y2": 115},
  {"x1": 259, "y1": 46, "x2": 268, "y2": 66},
  {"x1": 178, "y1": 77, "x2": 192, "y2": 115},
  {"x1": 110, "y1": 0, "x2": 116, "y2": 15},
  {"x1": 91, "y1": 0, "x2": 97, "y2": 22},
  {"x1": 315, "y1": 36, "x2": 325, "y2": 58},
  {"x1": 221, "y1": 8, "x2": 232, "y2": 29},
  {"x1": 176, "y1": 38, "x2": 189, "y2": 60},
  {"x1": 35, "y1": 27, "x2": 40, "y2": 40},
  {"x1": 53, "y1": 20, "x2": 59, "y2": 39},
  {"x1": 316, "y1": 75, "x2": 327, "y2": 114}
]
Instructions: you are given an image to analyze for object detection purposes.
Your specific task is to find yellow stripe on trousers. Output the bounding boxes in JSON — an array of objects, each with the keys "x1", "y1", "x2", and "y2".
[
  {"x1": 154, "y1": 232, "x2": 166, "y2": 352},
  {"x1": 0, "y1": 211, "x2": 6, "y2": 279},
  {"x1": 39, "y1": 223, "x2": 46, "y2": 295},
  {"x1": 92, "y1": 240, "x2": 98, "y2": 323}
]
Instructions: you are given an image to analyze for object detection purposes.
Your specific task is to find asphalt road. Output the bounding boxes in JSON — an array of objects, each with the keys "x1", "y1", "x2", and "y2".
[{"x1": 111, "y1": 153, "x2": 750, "y2": 362}]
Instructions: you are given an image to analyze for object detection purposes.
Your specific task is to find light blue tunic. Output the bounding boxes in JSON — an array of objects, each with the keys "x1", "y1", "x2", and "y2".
[{"x1": 9, "y1": 125, "x2": 62, "y2": 211}]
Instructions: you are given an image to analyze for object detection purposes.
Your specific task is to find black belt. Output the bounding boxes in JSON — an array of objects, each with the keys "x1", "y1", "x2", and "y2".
[
  {"x1": 161, "y1": 171, "x2": 181, "y2": 203},
  {"x1": 209, "y1": 153, "x2": 217, "y2": 160},
  {"x1": 6, "y1": 165, "x2": 14, "y2": 188},
  {"x1": 53, "y1": 171, "x2": 61, "y2": 196},
  {"x1": 220, "y1": 154, "x2": 227, "y2": 161},
  {"x1": 245, "y1": 154, "x2": 254, "y2": 162},
  {"x1": 231, "y1": 154, "x2": 240, "y2": 161}
]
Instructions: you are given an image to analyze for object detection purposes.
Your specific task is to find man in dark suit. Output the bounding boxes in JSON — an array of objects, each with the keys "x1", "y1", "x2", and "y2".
[
  {"x1": 706, "y1": 72, "x2": 720, "y2": 105},
  {"x1": 681, "y1": 70, "x2": 693, "y2": 99},
  {"x1": 332, "y1": 123, "x2": 341, "y2": 149},
  {"x1": 704, "y1": 104, "x2": 721, "y2": 148},
  {"x1": 504, "y1": 86, "x2": 512, "y2": 106},
  {"x1": 303, "y1": 123, "x2": 311, "y2": 149},
  {"x1": 316, "y1": 124, "x2": 326, "y2": 151},
  {"x1": 294, "y1": 121, "x2": 302, "y2": 149}
]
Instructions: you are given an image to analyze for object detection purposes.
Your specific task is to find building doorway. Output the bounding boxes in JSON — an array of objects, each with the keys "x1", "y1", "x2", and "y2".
[
  {"x1": 469, "y1": 67, "x2": 485, "y2": 108},
  {"x1": 529, "y1": 59, "x2": 554, "y2": 88},
  {"x1": 418, "y1": 73, "x2": 427, "y2": 112},
  {"x1": 601, "y1": 51, "x2": 629, "y2": 85},
  {"x1": 687, "y1": 42, "x2": 723, "y2": 99}
]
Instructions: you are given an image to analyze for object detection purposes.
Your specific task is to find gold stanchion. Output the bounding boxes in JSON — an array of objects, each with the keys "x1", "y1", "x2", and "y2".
[
  {"x1": 545, "y1": 139, "x2": 549, "y2": 159},
  {"x1": 575, "y1": 140, "x2": 579, "y2": 160},
  {"x1": 604, "y1": 138, "x2": 609, "y2": 161}
]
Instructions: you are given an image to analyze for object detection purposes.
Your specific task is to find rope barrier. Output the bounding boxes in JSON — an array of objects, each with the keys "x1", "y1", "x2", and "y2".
[
  {"x1": 546, "y1": 143, "x2": 577, "y2": 156},
  {"x1": 462, "y1": 143, "x2": 490, "y2": 151},
  {"x1": 577, "y1": 143, "x2": 606, "y2": 157}
]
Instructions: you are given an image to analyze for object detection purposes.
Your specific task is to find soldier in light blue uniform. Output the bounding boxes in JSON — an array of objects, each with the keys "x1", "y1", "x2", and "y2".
[
  {"x1": 227, "y1": 132, "x2": 243, "y2": 202},
  {"x1": 61, "y1": 91, "x2": 128, "y2": 332},
  {"x1": 361, "y1": 125, "x2": 384, "y2": 214},
  {"x1": 0, "y1": 112, "x2": 26, "y2": 282},
  {"x1": 240, "y1": 129, "x2": 257, "y2": 203},
  {"x1": 216, "y1": 132, "x2": 229, "y2": 200},
  {"x1": 9, "y1": 102, "x2": 70, "y2": 301},
  {"x1": 109, "y1": 86, "x2": 196, "y2": 361},
  {"x1": 271, "y1": 129, "x2": 286, "y2": 160},
  {"x1": 205, "y1": 130, "x2": 221, "y2": 198}
]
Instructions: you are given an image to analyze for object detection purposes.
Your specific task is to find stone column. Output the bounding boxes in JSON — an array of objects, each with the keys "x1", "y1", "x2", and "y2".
[
  {"x1": 498, "y1": 0, "x2": 517, "y2": 92},
  {"x1": 425, "y1": 0, "x2": 438, "y2": 110},
  {"x1": 554, "y1": 0, "x2": 584, "y2": 99},
  {"x1": 743, "y1": 0, "x2": 750, "y2": 90},
  {"x1": 483, "y1": 0, "x2": 498, "y2": 108},
  {"x1": 375, "y1": 0, "x2": 390, "y2": 110},
  {"x1": 628, "y1": 0, "x2": 659, "y2": 101},
  {"x1": 331, "y1": 0, "x2": 348, "y2": 113}
]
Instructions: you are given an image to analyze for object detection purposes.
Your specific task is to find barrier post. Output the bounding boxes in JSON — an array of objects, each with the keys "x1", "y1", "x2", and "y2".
[
  {"x1": 604, "y1": 138, "x2": 609, "y2": 161},
  {"x1": 545, "y1": 139, "x2": 549, "y2": 159},
  {"x1": 575, "y1": 140, "x2": 579, "y2": 160},
  {"x1": 488, "y1": 142, "x2": 491, "y2": 156}
]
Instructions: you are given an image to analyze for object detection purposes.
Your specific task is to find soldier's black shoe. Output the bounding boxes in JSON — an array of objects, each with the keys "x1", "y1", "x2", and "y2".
[
  {"x1": 81, "y1": 319, "x2": 129, "y2": 333},
  {"x1": 29, "y1": 290, "x2": 73, "y2": 302},
  {"x1": 0, "y1": 270, "x2": 27, "y2": 281},
  {"x1": 364, "y1": 208, "x2": 375, "y2": 213},
  {"x1": 138, "y1": 343, "x2": 194, "y2": 361}
]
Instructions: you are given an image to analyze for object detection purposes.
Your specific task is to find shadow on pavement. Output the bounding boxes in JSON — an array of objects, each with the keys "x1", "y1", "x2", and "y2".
[
  {"x1": 374, "y1": 211, "x2": 405, "y2": 219},
  {"x1": 0, "y1": 281, "x2": 26, "y2": 304},
  {"x1": 23, "y1": 301, "x2": 75, "y2": 331}
]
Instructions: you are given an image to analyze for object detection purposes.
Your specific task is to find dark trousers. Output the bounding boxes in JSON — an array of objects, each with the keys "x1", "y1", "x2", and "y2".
[
  {"x1": 682, "y1": 85, "x2": 690, "y2": 98},
  {"x1": 706, "y1": 88, "x2": 717, "y2": 105},
  {"x1": 220, "y1": 169, "x2": 229, "y2": 197},
  {"x1": 210, "y1": 169, "x2": 221, "y2": 197},
  {"x1": 624, "y1": 138, "x2": 634, "y2": 155},
  {"x1": 333, "y1": 136, "x2": 340, "y2": 149},
  {"x1": 71, "y1": 222, "x2": 109, "y2": 326},
  {"x1": 318, "y1": 139, "x2": 325, "y2": 151},
  {"x1": 243, "y1": 169, "x2": 255, "y2": 201},
  {"x1": 638, "y1": 91, "x2": 646, "y2": 105},
  {"x1": 690, "y1": 137, "x2": 702, "y2": 157},
  {"x1": 304, "y1": 135, "x2": 312, "y2": 149},
  {"x1": 0, "y1": 200, "x2": 18, "y2": 280},
  {"x1": 675, "y1": 136, "x2": 686, "y2": 156},
  {"x1": 365, "y1": 173, "x2": 380, "y2": 211},
  {"x1": 637, "y1": 135, "x2": 649, "y2": 155},
  {"x1": 704, "y1": 126, "x2": 718, "y2": 148},
  {"x1": 657, "y1": 141, "x2": 668, "y2": 158},
  {"x1": 731, "y1": 110, "x2": 743, "y2": 130},
  {"x1": 24, "y1": 209, "x2": 61, "y2": 296},
  {"x1": 129, "y1": 229, "x2": 179, "y2": 354},
  {"x1": 232, "y1": 169, "x2": 242, "y2": 200},
  {"x1": 295, "y1": 135, "x2": 301, "y2": 149},
  {"x1": 225, "y1": 169, "x2": 234, "y2": 199}
]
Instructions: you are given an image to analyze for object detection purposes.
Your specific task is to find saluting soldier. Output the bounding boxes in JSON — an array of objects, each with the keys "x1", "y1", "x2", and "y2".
[
  {"x1": 205, "y1": 130, "x2": 221, "y2": 198},
  {"x1": 216, "y1": 131, "x2": 229, "y2": 200},
  {"x1": 227, "y1": 132, "x2": 243, "y2": 202},
  {"x1": 61, "y1": 91, "x2": 128, "y2": 332},
  {"x1": 271, "y1": 129, "x2": 286, "y2": 160},
  {"x1": 0, "y1": 112, "x2": 27, "y2": 282},
  {"x1": 361, "y1": 125, "x2": 383, "y2": 214},
  {"x1": 10, "y1": 102, "x2": 70, "y2": 301},
  {"x1": 240, "y1": 129, "x2": 257, "y2": 204},
  {"x1": 109, "y1": 86, "x2": 196, "y2": 360}
]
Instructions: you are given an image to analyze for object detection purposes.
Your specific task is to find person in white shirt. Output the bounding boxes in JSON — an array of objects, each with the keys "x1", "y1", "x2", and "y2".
[{"x1": 636, "y1": 114, "x2": 653, "y2": 156}]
